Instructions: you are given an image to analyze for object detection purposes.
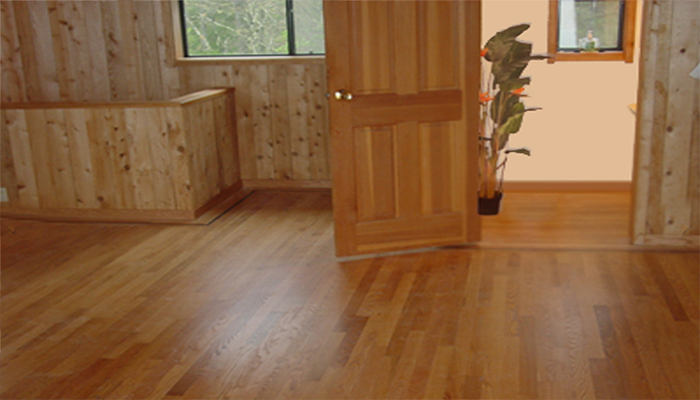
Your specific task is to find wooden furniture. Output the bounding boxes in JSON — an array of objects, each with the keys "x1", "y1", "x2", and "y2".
[
  {"x1": 324, "y1": 0, "x2": 481, "y2": 256},
  {"x1": 0, "y1": 88, "x2": 241, "y2": 223}
]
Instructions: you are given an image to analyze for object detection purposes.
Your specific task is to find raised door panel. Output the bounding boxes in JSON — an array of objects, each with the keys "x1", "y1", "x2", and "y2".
[
  {"x1": 350, "y1": 1, "x2": 394, "y2": 95},
  {"x1": 354, "y1": 126, "x2": 397, "y2": 222},
  {"x1": 419, "y1": 1, "x2": 459, "y2": 91}
]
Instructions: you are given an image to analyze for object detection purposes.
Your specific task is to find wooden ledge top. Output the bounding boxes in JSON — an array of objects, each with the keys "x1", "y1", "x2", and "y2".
[
  {"x1": 0, "y1": 88, "x2": 234, "y2": 110},
  {"x1": 170, "y1": 88, "x2": 234, "y2": 106}
]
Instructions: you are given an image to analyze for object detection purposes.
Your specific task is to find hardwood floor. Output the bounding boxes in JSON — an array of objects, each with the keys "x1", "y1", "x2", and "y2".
[
  {"x1": 480, "y1": 191, "x2": 633, "y2": 250},
  {"x1": 2, "y1": 191, "x2": 698, "y2": 399}
]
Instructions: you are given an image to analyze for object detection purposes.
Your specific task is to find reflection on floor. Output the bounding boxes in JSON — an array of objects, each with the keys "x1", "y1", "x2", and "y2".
[
  {"x1": 480, "y1": 191, "x2": 632, "y2": 250},
  {"x1": 2, "y1": 191, "x2": 697, "y2": 399}
]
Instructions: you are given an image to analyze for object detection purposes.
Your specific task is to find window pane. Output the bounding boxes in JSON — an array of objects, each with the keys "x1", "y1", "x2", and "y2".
[
  {"x1": 558, "y1": 0, "x2": 623, "y2": 51},
  {"x1": 293, "y1": 0, "x2": 325, "y2": 55},
  {"x1": 183, "y1": 0, "x2": 287, "y2": 56}
]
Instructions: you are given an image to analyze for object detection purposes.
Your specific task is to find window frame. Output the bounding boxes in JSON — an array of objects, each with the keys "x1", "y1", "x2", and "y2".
[
  {"x1": 547, "y1": 0, "x2": 637, "y2": 64},
  {"x1": 170, "y1": 0, "x2": 325, "y2": 65}
]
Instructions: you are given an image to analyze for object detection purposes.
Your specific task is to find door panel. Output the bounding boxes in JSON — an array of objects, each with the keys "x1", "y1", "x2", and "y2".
[
  {"x1": 325, "y1": 0, "x2": 481, "y2": 256},
  {"x1": 419, "y1": 1, "x2": 458, "y2": 91},
  {"x1": 354, "y1": 126, "x2": 396, "y2": 222},
  {"x1": 419, "y1": 122, "x2": 455, "y2": 215},
  {"x1": 351, "y1": 1, "x2": 394, "y2": 95},
  {"x1": 355, "y1": 213, "x2": 464, "y2": 250}
]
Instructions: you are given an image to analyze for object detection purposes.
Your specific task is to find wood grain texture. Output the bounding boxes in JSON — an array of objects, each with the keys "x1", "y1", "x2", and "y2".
[
  {"x1": 1, "y1": 191, "x2": 698, "y2": 399},
  {"x1": 632, "y1": 0, "x2": 700, "y2": 248},
  {"x1": 0, "y1": 89, "x2": 239, "y2": 222},
  {"x1": 0, "y1": 0, "x2": 330, "y2": 182},
  {"x1": 325, "y1": 0, "x2": 479, "y2": 256},
  {"x1": 480, "y1": 192, "x2": 632, "y2": 250}
]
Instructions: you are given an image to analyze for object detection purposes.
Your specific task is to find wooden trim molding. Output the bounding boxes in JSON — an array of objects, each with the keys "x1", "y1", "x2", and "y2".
[
  {"x1": 1, "y1": 101, "x2": 179, "y2": 110},
  {"x1": 0, "y1": 183, "x2": 250, "y2": 225},
  {"x1": 1, "y1": 88, "x2": 233, "y2": 109},
  {"x1": 170, "y1": 88, "x2": 232, "y2": 105},
  {"x1": 193, "y1": 181, "x2": 244, "y2": 219},
  {"x1": 0, "y1": 207, "x2": 197, "y2": 224},
  {"x1": 550, "y1": 52, "x2": 626, "y2": 62},
  {"x1": 622, "y1": 0, "x2": 637, "y2": 63},
  {"x1": 242, "y1": 179, "x2": 332, "y2": 191},
  {"x1": 547, "y1": 0, "x2": 637, "y2": 64},
  {"x1": 547, "y1": 0, "x2": 558, "y2": 64},
  {"x1": 503, "y1": 181, "x2": 632, "y2": 192},
  {"x1": 173, "y1": 56, "x2": 326, "y2": 67},
  {"x1": 638, "y1": 235, "x2": 700, "y2": 249}
]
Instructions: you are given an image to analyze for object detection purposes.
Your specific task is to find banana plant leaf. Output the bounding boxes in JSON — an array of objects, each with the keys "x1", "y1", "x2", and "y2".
[
  {"x1": 492, "y1": 41, "x2": 533, "y2": 86},
  {"x1": 505, "y1": 147, "x2": 531, "y2": 156},
  {"x1": 483, "y1": 23, "x2": 530, "y2": 62},
  {"x1": 490, "y1": 92, "x2": 521, "y2": 125},
  {"x1": 498, "y1": 77, "x2": 531, "y2": 93},
  {"x1": 496, "y1": 102, "x2": 525, "y2": 149}
]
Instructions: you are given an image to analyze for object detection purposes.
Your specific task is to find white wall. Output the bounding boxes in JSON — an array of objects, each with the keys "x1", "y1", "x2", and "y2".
[{"x1": 482, "y1": 0, "x2": 642, "y2": 181}]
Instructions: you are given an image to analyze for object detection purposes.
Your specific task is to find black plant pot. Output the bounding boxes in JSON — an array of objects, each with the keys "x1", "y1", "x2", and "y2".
[{"x1": 478, "y1": 192, "x2": 503, "y2": 215}]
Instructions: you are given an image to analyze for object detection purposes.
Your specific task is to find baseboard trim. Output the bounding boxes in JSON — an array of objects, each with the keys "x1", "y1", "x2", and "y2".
[
  {"x1": 193, "y1": 181, "x2": 243, "y2": 218},
  {"x1": 636, "y1": 234, "x2": 700, "y2": 249},
  {"x1": 192, "y1": 184, "x2": 252, "y2": 224},
  {"x1": 1, "y1": 182, "x2": 251, "y2": 225},
  {"x1": 242, "y1": 179, "x2": 332, "y2": 191},
  {"x1": 0, "y1": 206, "x2": 196, "y2": 224},
  {"x1": 503, "y1": 181, "x2": 632, "y2": 192}
]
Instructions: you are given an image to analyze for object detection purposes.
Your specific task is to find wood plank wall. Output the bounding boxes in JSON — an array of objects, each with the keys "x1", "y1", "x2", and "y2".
[
  {"x1": 0, "y1": 0, "x2": 330, "y2": 182},
  {"x1": 0, "y1": 89, "x2": 239, "y2": 220},
  {"x1": 181, "y1": 93, "x2": 240, "y2": 209},
  {"x1": 632, "y1": 0, "x2": 699, "y2": 247}
]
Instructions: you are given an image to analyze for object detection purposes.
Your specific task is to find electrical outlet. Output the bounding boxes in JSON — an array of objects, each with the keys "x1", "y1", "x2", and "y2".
[{"x1": 0, "y1": 188, "x2": 8, "y2": 202}]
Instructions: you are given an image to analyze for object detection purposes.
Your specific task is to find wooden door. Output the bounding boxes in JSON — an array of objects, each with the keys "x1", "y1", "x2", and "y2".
[{"x1": 324, "y1": 0, "x2": 482, "y2": 256}]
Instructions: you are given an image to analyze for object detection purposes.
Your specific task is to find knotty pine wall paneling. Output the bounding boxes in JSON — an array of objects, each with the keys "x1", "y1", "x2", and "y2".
[
  {"x1": 632, "y1": 0, "x2": 700, "y2": 248},
  {"x1": 0, "y1": 0, "x2": 330, "y2": 183},
  {"x1": 0, "y1": 88, "x2": 239, "y2": 222}
]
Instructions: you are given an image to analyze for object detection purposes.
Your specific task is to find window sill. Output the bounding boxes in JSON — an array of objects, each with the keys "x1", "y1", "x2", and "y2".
[
  {"x1": 548, "y1": 51, "x2": 631, "y2": 64},
  {"x1": 174, "y1": 55, "x2": 325, "y2": 67}
]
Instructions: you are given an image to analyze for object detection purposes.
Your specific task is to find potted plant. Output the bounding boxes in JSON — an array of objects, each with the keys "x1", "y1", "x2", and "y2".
[{"x1": 478, "y1": 24, "x2": 549, "y2": 215}]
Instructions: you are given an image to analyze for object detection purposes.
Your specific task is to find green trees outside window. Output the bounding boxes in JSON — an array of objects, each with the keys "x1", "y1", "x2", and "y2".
[{"x1": 181, "y1": 0, "x2": 325, "y2": 57}]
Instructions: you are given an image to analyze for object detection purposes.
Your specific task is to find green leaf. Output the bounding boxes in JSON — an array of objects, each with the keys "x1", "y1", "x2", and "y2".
[
  {"x1": 484, "y1": 24, "x2": 531, "y2": 62},
  {"x1": 496, "y1": 109, "x2": 525, "y2": 150},
  {"x1": 498, "y1": 77, "x2": 531, "y2": 93},
  {"x1": 497, "y1": 103, "x2": 525, "y2": 134},
  {"x1": 490, "y1": 92, "x2": 521, "y2": 125},
  {"x1": 492, "y1": 41, "x2": 533, "y2": 85},
  {"x1": 489, "y1": 91, "x2": 506, "y2": 123},
  {"x1": 506, "y1": 147, "x2": 531, "y2": 156}
]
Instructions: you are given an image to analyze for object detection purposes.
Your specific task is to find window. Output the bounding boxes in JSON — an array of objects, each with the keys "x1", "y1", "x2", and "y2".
[
  {"x1": 179, "y1": 0, "x2": 325, "y2": 58},
  {"x1": 547, "y1": 0, "x2": 636, "y2": 63}
]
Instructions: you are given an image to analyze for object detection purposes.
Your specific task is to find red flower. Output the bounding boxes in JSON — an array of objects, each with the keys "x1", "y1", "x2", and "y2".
[
  {"x1": 479, "y1": 92, "x2": 494, "y2": 103},
  {"x1": 511, "y1": 87, "x2": 525, "y2": 95},
  {"x1": 481, "y1": 48, "x2": 488, "y2": 57}
]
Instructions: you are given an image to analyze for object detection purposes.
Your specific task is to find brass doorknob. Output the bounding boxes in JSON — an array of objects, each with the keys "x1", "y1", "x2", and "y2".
[{"x1": 333, "y1": 89, "x2": 353, "y2": 101}]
